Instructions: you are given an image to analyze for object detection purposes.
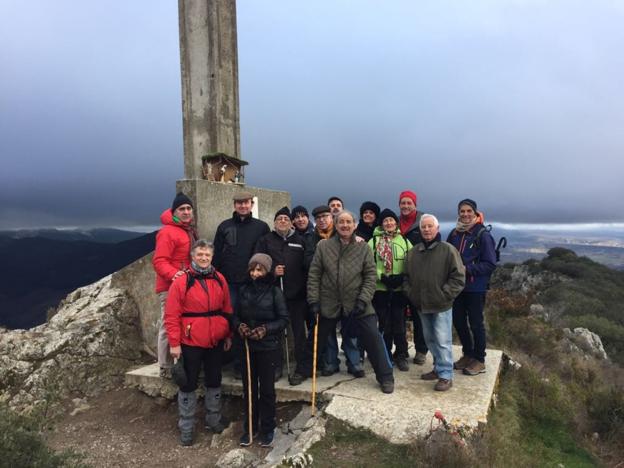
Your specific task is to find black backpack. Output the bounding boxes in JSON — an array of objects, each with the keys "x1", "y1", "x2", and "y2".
[{"x1": 473, "y1": 224, "x2": 507, "y2": 262}]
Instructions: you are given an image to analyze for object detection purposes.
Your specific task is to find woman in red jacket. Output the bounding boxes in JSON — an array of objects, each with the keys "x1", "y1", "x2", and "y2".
[{"x1": 165, "y1": 239, "x2": 233, "y2": 446}]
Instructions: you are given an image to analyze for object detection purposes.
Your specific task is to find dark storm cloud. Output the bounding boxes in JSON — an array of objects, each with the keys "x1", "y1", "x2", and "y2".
[{"x1": 1, "y1": 1, "x2": 623, "y2": 228}]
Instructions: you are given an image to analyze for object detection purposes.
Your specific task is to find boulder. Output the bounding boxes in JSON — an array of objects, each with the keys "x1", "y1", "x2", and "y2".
[
  {"x1": 563, "y1": 327, "x2": 608, "y2": 360},
  {"x1": 0, "y1": 276, "x2": 144, "y2": 413}
]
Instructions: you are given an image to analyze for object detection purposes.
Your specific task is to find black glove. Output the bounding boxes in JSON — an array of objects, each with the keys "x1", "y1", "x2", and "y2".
[
  {"x1": 309, "y1": 302, "x2": 321, "y2": 317},
  {"x1": 351, "y1": 299, "x2": 367, "y2": 317},
  {"x1": 387, "y1": 274, "x2": 404, "y2": 290},
  {"x1": 380, "y1": 274, "x2": 393, "y2": 288}
]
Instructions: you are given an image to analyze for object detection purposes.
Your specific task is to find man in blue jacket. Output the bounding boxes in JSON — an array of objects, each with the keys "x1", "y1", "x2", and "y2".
[{"x1": 446, "y1": 199, "x2": 497, "y2": 376}]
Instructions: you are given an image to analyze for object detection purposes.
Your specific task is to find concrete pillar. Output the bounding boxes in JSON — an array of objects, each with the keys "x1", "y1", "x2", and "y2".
[{"x1": 178, "y1": 0, "x2": 240, "y2": 180}]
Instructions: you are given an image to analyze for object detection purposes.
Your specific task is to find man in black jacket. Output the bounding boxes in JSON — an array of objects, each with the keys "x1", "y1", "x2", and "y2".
[
  {"x1": 213, "y1": 192, "x2": 270, "y2": 309},
  {"x1": 255, "y1": 207, "x2": 309, "y2": 378},
  {"x1": 213, "y1": 192, "x2": 270, "y2": 376}
]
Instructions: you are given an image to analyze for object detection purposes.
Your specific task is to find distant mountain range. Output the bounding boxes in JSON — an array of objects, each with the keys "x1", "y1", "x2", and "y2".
[
  {"x1": 1, "y1": 223, "x2": 623, "y2": 331},
  {"x1": 0, "y1": 229, "x2": 156, "y2": 329}
]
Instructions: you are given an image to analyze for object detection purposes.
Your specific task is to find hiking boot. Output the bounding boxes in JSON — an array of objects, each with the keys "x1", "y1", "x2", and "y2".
[
  {"x1": 412, "y1": 352, "x2": 427, "y2": 365},
  {"x1": 259, "y1": 430, "x2": 275, "y2": 448},
  {"x1": 463, "y1": 359, "x2": 486, "y2": 376},
  {"x1": 239, "y1": 432, "x2": 258, "y2": 447},
  {"x1": 453, "y1": 355, "x2": 473, "y2": 370},
  {"x1": 380, "y1": 380, "x2": 394, "y2": 394},
  {"x1": 434, "y1": 378, "x2": 453, "y2": 392},
  {"x1": 289, "y1": 373, "x2": 307, "y2": 386},
  {"x1": 348, "y1": 368, "x2": 365, "y2": 378},
  {"x1": 321, "y1": 367, "x2": 338, "y2": 377},
  {"x1": 395, "y1": 358, "x2": 409, "y2": 372},
  {"x1": 205, "y1": 417, "x2": 229, "y2": 434},
  {"x1": 159, "y1": 367, "x2": 172, "y2": 379},
  {"x1": 180, "y1": 431, "x2": 193, "y2": 446},
  {"x1": 421, "y1": 370, "x2": 438, "y2": 381}
]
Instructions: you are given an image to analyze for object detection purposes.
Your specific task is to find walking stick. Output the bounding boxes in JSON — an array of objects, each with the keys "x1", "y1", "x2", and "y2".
[
  {"x1": 280, "y1": 276, "x2": 291, "y2": 378},
  {"x1": 244, "y1": 338, "x2": 253, "y2": 443},
  {"x1": 311, "y1": 312, "x2": 319, "y2": 416}
]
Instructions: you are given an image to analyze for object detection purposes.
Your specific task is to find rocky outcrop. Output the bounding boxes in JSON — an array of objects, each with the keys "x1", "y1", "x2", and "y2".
[
  {"x1": 494, "y1": 264, "x2": 565, "y2": 295},
  {"x1": 563, "y1": 327, "x2": 608, "y2": 360},
  {"x1": 0, "y1": 276, "x2": 144, "y2": 413}
]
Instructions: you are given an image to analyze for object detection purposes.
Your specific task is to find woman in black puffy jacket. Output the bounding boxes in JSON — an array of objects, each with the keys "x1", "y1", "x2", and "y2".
[{"x1": 233, "y1": 253, "x2": 289, "y2": 448}]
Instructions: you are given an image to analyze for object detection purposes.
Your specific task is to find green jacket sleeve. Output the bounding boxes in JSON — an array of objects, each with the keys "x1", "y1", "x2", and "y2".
[{"x1": 307, "y1": 242, "x2": 323, "y2": 305}]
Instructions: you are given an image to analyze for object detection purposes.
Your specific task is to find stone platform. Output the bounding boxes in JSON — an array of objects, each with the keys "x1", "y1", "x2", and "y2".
[{"x1": 126, "y1": 345, "x2": 502, "y2": 443}]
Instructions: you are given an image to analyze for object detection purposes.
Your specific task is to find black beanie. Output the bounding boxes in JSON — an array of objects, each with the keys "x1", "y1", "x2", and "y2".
[
  {"x1": 274, "y1": 206, "x2": 291, "y2": 220},
  {"x1": 379, "y1": 208, "x2": 399, "y2": 224},
  {"x1": 359, "y1": 201, "x2": 380, "y2": 220},
  {"x1": 291, "y1": 205, "x2": 309, "y2": 220},
  {"x1": 458, "y1": 198, "x2": 478, "y2": 213},
  {"x1": 171, "y1": 192, "x2": 193, "y2": 212}
]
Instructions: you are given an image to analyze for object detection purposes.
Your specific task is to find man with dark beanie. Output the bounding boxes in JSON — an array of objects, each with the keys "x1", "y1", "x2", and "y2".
[
  {"x1": 446, "y1": 199, "x2": 497, "y2": 376},
  {"x1": 398, "y1": 190, "x2": 429, "y2": 365},
  {"x1": 153, "y1": 192, "x2": 198, "y2": 377},
  {"x1": 355, "y1": 201, "x2": 380, "y2": 242},
  {"x1": 255, "y1": 206, "x2": 308, "y2": 380}
]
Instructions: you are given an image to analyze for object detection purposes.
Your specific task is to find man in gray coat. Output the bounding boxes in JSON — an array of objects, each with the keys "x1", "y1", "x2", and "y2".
[
  {"x1": 404, "y1": 214, "x2": 466, "y2": 391},
  {"x1": 289, "y1": 210, "x2": 395, "y2": 393}
]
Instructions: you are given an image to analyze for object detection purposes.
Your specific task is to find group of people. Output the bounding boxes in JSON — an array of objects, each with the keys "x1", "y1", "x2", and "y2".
[{"x1": 152, "y1": 190, "x2": 497, "y2": 447}]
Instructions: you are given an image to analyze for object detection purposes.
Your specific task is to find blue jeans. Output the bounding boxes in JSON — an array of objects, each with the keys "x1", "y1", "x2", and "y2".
[
  {"x1": 323, "y1": 321, "x2": 362, "y2": 372},
  {"x1": 419, "y1": 309, "x2": 453, "y2": 380}
]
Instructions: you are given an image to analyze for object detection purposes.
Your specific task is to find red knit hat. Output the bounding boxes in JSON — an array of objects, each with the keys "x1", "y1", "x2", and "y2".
[{"x1": 399, "y1": 190, "x2": 417, "y2": 205}]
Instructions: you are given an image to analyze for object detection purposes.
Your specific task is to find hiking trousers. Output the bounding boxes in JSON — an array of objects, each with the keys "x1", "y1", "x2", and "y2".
[{"x1": 296, "y1": 313, "x2": 393, "y2": 384}]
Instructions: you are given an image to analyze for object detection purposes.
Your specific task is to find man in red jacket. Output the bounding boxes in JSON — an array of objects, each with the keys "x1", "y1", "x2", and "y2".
[{"x1": 153, "y1": 192, "x2": 198, "y2": 377}]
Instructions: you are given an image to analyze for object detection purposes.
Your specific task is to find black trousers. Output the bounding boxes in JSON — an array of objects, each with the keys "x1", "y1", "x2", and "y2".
[
  {"x1": 241, "y1": 347, "x2": 279, "y2": 434},
  {"x1": 296, "y1": 313, "x2": 393, "y2": 383},
  {"x1": 373, "y1": 291, "x2": 408, "y2": 359},
  {"x1": 286, "y1": 297, "x2": 310, "y2": 366},
  {"x1": 180, "y1": 342, "x2": 224, "y2": 392},
  {"x1": 452, "y1": 292, "x2": 487, "y2": 362},
  {"x1": 409, "y1": 301, "x2": 429, "y2": 354}
]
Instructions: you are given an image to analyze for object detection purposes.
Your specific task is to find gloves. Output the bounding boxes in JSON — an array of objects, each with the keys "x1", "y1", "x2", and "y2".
[
  {"x1": 381, "y1": 274, "x2": 403, "y2": 290},
  {"x1": 248, "y1": 325, "x2": 267, "y2": 340},
  {"x1": 351, "y1": 299, "x2": 367, "y2": 317},
  {"x1": 309, "y1": 302, "x2": 321, "y2": 317},
  {"x1": 238, "y1": 323, "x2": 251, "y2": 338},
  {"x1": 388, "y1": 274, "x2": 404, "y2": 290}
]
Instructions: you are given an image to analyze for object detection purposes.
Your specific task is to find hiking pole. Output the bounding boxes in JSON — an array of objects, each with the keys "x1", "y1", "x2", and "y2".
[
  {"x1": 311, "y1": 312, "x2": 319, "y2": 416},
  {"x1": 244, "y1": 338, "x2": 253, "y2": 444},
  {"x1": 280, "y1": 276, "x2": 291, "y2": 378}
]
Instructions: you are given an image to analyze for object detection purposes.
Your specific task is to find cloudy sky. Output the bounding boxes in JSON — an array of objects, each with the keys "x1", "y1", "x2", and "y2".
[{"x1": 1, "y1": 1, "x2": 623, "y2": 229}]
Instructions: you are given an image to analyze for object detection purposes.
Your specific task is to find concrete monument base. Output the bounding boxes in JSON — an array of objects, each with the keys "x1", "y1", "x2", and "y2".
[
  {"x1": 176, "y1": 179, "x2": 290, "y2": 240},
  {"x1": 125, "y1": 344, "x2": 503, "y2": 443}
]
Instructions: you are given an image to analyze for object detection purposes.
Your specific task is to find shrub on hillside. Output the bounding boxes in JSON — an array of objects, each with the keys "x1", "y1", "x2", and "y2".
[{"x1": 0, "y1": 402, "x2": 84, "y2": 467}]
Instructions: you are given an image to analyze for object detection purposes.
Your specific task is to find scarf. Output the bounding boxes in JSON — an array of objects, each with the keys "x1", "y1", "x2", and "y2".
[
  {"x1": 191, "y1": 262, "x2": 214, "y2": 276},
  {"x1": 356, "y1": 220, "x2": 375, "y2": 241},
  {"x1": 423, "y1": 233, "x2": 442, "y2": 249},
  {"x1": 400, "y1": 211, "x2": 417, "y2": 236},
  {"x1": 454, "y1": 211, "x2": 484, "y2": 233},
  {"x1": 316, "y1": 222, "x2": 334, "y2": 240},
  {"x1": 376, "y1": 231, "x2": 396, "y2": 273}
]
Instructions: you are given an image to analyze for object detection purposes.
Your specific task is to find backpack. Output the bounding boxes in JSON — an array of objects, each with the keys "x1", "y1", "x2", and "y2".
[{"x1": 473, "y1": 224, "x2": 507, "y2": 262}]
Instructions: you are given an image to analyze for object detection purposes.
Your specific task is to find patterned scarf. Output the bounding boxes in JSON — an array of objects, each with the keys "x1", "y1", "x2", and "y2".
[{"x1": 376, "y1": 232, "x2": 395, "y2": 273}]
